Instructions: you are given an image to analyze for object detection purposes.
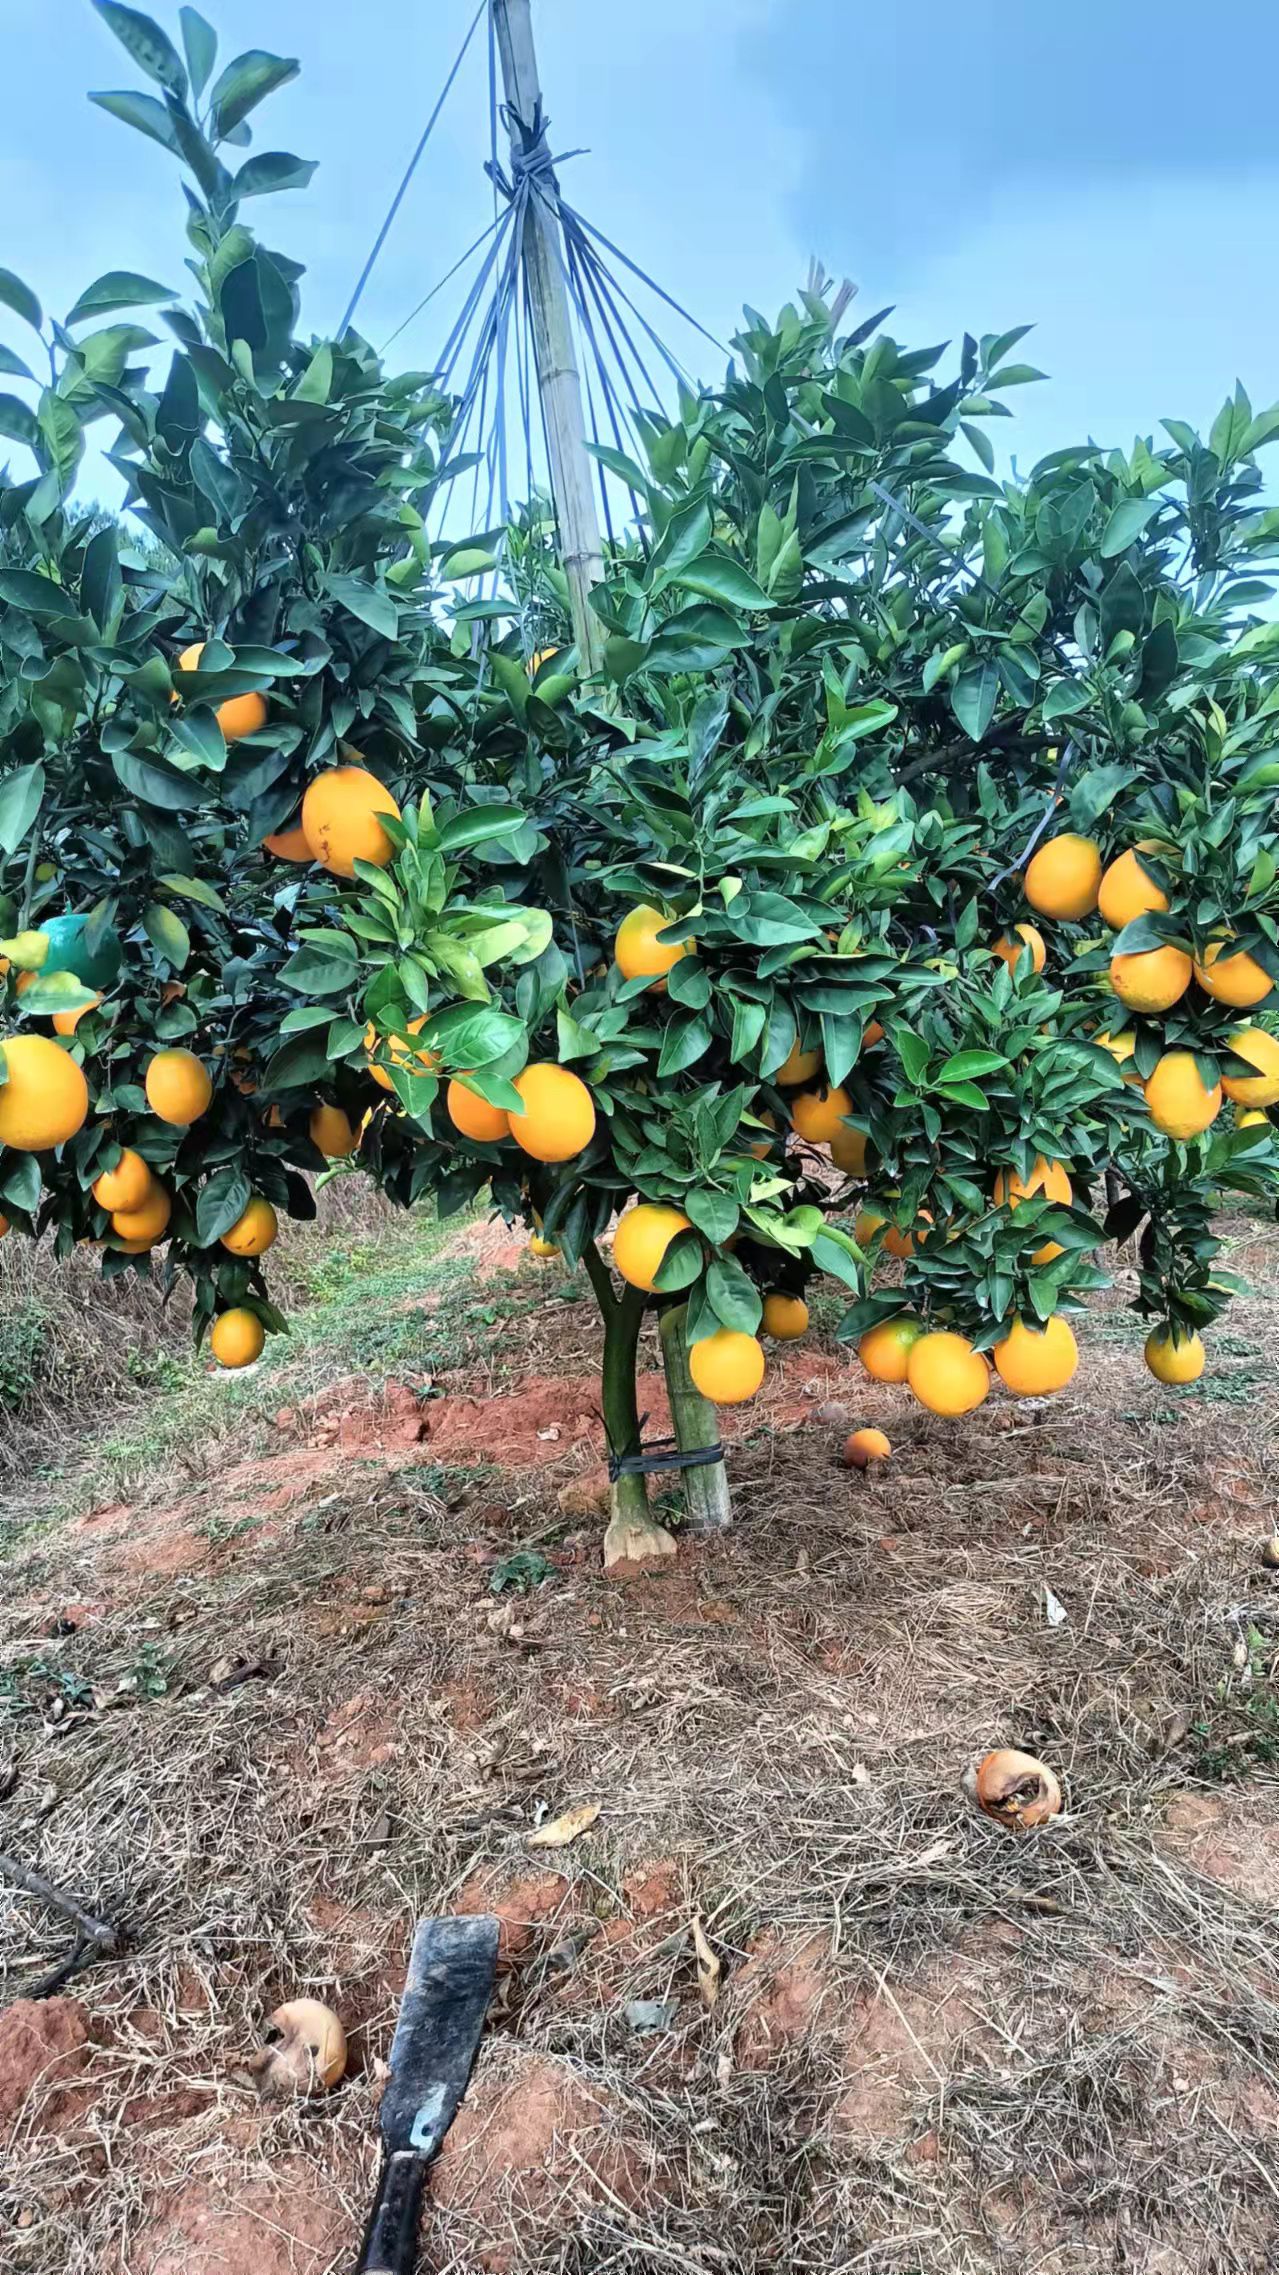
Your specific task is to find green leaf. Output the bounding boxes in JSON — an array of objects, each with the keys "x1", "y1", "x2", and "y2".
[
  {"x1": 987, "y1": 363, "x2": 1048, "y2": 389},
  {"x1": 1240, "y1": 404, "x2": 1279, "y2": 456},
  {"x1": 111, "y1": 749, "x2": 205, "y2": 811},
  {"x1": 196, "y1": 1164, "x2": 252, "y2": 1245},
  {"x1": 961, "y1": 419, "x2": 995, "y2": 473},
  {"x1": 0, "y1": 394, "x2": 38, "y2": 449},
  {"x1": 810, "y1": 1225, "x2": 862, "y2": 1290},
  {"x1": 936, "y1": 1050, "x2": 1007, "y2": 1081},
  {"x1": 327, "y1": 573, "x2": 398, "y2": 638},
  {"x1": 143, "y1": 902, "x2": 191, "y2": 969},
  {"x1": 0, "y1": 762, "x2": 44, "y2": 857},
  {"x1": 1098, "y1": 496, "x2": 1161, "y2": 557},
  {"x1": 81, "y1": 525, "x2": 123, "y2": 637},
  {"x1": 434, "y1": 806, "x2": 524, "y2": 855},
  {"x1": 36, "y1": 390, "x2": 84, "y2": 491},
  {"x1": 293, "y1": 342, "x2": 332, "y2": 406},
  {"x1": 209, "y1": 49, "x2": 299, "y2": 136},
  {"x1": 157, "y1": 872, "x2": 226, "y2": 912},
  {"x1": 1040, "y1": 678, "x2": 1087, "y2": 722},
  {"x1": 657, "y1": 1013, "x2": 713, "y2": 1077},
  {"x1": 950, "y1": 660, "x2": 999, "y2": 742},
  {"x1": 1099, "y1": 561, "x2": 1146, "y2": 652},
  {"x1": 0, "y1": 1154, "x2": 41, "y2": 1214},
  {"x1": 685, "y1": 1189, "x2": 740, "y2": 1245},
  {"x1": 645, "y1": 604, "x2": 747, "y2": 673},
  {"x1": 169, "y1": 706, "x2": 227, "y2": 772},
  {"x1": 0, "y1": 345, "x2": 34, "y2": 382},
  {"x1": 670, "y1": 551, "x2": 769, "y2": 610},
  {"x1": 65, "y1": 271, "x2": 177, "y2": 325},
  {"x1": 233, "y1": 151, "x2": 317, "y2": 199},
  {"x1": 93, "y1": 2, "x2": 188, "y2": 96},
  {"x1": 652, "y1": 1229, "x2": 704, "y2": 1293},
  {"x1": 706, "y1": 1254, "x2": 763, "y2": 1334},
  {"x1": 0, "y1": 268, "x2": 42, "y2": 334},
  {"x1": 180, "y1": 6, "x2": 217, "y2": 96},
  {"x1": 88, "y1": 88, "x2": 181, "y2": 153}
]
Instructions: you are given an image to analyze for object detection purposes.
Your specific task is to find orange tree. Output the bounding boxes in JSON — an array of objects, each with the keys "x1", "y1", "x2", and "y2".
[{"x1": 5, "y1": 12, "x2": 1279, "y2": 1566}]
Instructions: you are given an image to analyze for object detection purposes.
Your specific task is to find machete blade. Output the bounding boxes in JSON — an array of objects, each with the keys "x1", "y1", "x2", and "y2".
[{"x1": 380, "y1": 1914, "x2": 499, "y2": 2159}]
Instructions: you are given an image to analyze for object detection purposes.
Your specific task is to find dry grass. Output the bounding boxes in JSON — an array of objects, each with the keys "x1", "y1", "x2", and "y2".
[{"x1": 1, "y1": 1202, "x2": 1278, "y2": 2272}]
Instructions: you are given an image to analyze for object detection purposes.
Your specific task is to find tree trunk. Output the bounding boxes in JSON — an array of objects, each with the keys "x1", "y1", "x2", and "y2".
[
  {"x1": 659, "y1": 1302, "x2": 732, "y2": 1533},
  {"x1": 582, "y1": 1245, "x2": 675, "y2": 1569}
]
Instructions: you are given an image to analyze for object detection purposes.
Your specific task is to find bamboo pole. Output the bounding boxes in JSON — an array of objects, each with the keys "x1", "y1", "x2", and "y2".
[{"x1": 491, "y1": 0, "x2": 607, "y2": 677}]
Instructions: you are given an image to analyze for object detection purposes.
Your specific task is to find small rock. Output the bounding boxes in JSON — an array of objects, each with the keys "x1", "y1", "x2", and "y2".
[
  {"x1": 625, "y1": 1998, "x2": 678, "y2": 2034},
  {"x1": 813, "y1": 1400, "x2": 850, "y2": 1429}
]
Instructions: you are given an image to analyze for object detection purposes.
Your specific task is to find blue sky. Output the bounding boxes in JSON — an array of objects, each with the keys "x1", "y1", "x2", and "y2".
[{"x1": 2, "y1": 0, "x2": 1277, "y2": 498}]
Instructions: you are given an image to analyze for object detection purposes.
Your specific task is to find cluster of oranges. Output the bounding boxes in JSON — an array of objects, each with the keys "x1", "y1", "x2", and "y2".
[{"x1": 856, "y1": 1310, "x2": 1079, "y2": 1416}]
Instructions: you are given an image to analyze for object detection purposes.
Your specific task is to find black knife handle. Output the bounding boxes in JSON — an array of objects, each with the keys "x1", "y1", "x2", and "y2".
[{"x1": 355, "y1": 2152, "x2": 428, "y2": 2275}]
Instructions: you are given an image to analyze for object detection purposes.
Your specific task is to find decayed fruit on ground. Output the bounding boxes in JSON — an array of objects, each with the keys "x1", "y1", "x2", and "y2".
[
  {"x1": 210, "y1": 1308, "x2": 266, "y2": 1369},
  {"x1": 907, "y1": 1330, "x2": 990, "y2": 1416},
  {"x1": 301, "y1": 763, "x2": 400, "y2": 877},
  {"x1": 220, "y1": 1196, "x2": 279, "y2": 1257},
  {"x1": 1024, "y1": 834, "x2": 1102, "y2": 921},
  {"x1": 774, "y1": 1039, "x2": 821, "y2": 1085},
  {"x1": 843, "y1": 1426, "x2": 891, "y2": 1467},
  {"x1": 510, "y1": 1063, "x2": 597, "y2": 1161},
  {"x1": 1109, "y1": 943, "x2": 1192, "y2": 1014},
  {"x1": 1220, "y1": 1027, "x2": 1279, "y2": 1107},
  {"x1": 309, "y1": 1104, "x2": 356, "y2": 1157},
  {"x1": 857, "y1": 1316, "x2": 923, "y2": 1382},
  {"x1": 614, "y1": 904, "x2": 694, "y2": 987},
  {"x1": 830, "y1": 1120, "x2": 869, "y2": 1175},
  {"x1": 762, "y1": 1292, "x2": 808, "y2": 1339},
  {"x1": 791, "y1": 1084, "x2": 853, "y2": 1144},
  {"x1": 612, "y1": 1203, "x2": 691, "y2": 1292},
  {"x1": 993, "y1": 1155, "x2": 1072, "y2": 1262},
  {"x1": 112, "y1": 1182, "x2": 172, "y2": 1244},
  {"x1": 1142, "y1": 1050, "x2": 1222, "y2": 1139},
  {"x1": 992, "y1": 921, "x2": 1046, "y2": 975},
  {"x1": 0, "y1": 1034, "x2": 89, "y2": 1151},
  {"x1": 145, "y1": 1048, "x2": 212, "y2": 1126},
  {"x1": 1193, "y1": 939, "x2": 1273, "y2": 1008},
  {"x1": 993, "y1": 1314, "x2": 1079, "y2": 1396},
  {"x1": 1144, "y1": 1326, "x2": 1205, "y2": 1383},
  {"x1": 92, "y1": 1147, "x2": 153, "y2": 1213},
  {"x1": 974, "y1": 1747, "x2": 1063, "y2": 1829},
  {"x1": 445, "y1": 1080, "x2": 510, "y2": 1143},
  {"x1": 175, "y1": 644, "x2": 267, "y2": 741},
  {"x1": 688, "y1": 1327, "x2": 766, "y2": 1403},
  {"x1": 1097, "y1": 847, "x2": 1169, "y2": 930}
]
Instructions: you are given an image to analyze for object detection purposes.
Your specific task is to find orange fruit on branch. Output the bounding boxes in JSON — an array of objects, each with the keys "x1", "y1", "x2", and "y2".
[
  {"x1": 262, "y1": 821, "x2": 313, "y2": 863},
  {"x1": 906, "y1": 1330, "x2": 990, "y2": 1416},
  {"x1": 0, "y1": 1035, "x2": 89, "y2": 1151},
  {"x1": 830, "y1": 1120, "x2": 869, "y2": 1175},
  {"x1": 445, "y1": 1080, "x2": 510, "y2": 1143},
  {"x1": 774, "y1": 1040, "x2": 821, "y2": 1086},
  {"x1": 791, "y1": 1085, "x2": 852, "y2": 1145},
  {"x1": 145, "y1": 1048, "x2": 212, "y2": 1127},
  {"x1": 857, "y1": 1316, "x2": 923, "y2": 1383},
  {"x1": 992, "y1": 922, "x2": 1046, "y2": 975},
  {"x1": 1193, "y1": 939, "x2": 1273, "y2": 1008},
  {"x1": 220, "y1": 1195, "x2": 278, "y2": 1257},
  {"x1": 688, "y1": 1328, "x2": 765, "y2": 1404},
  {"x1": 1220, "y1": 1026, "x2": 1279, "y2": 1108},
  {"x1": 1144, "y1": 1327, "x2": 1204, "y2": 1384},
  {"x1": 210, "y1": 1309, "x2": 266, "y2": 1369},
  {"x1": 301, "y1": 763, "x2": 400, "y2": 877},
  {"x1": 993, "y1": 1314, "x2": 1078, "y2": 1396},
  {"x1": 993, "y1": 1155, "x2": 1072, "y2": 1262},
  {"x1": 1098, "y1": 848, "x2": 1169, "y2": 931},
  {"x1": 612, "y1": 1202, "x2": 692, "y2": 1292},
  {"x1": 510, "y1": 1063, "x2": 597, "y2": 1162},
  {"x1": 364, "y1": 1015, "x2": 436, "y2": 1092},
  {"x1": 92, "y1": 1148, "x2": 153, "y2": 1214},
  {"x1": 615, "y1": 904, "x2": 694, "y2": 988},
  {"x1": 1109, "y1": 944, "x2": 1191, "y2": 1014},
  {"x1": 112, "y1": 1182, "x2": 172, "y2": 1245},
  {"x1": 1143, "y1": 1051, "x2": 1221, "y2": 1139},
  {"x1": 175, "y1": 643, "x2": 267, "y2": 741},
  {"x1": 762, "y1": 1292, "x2": 808, "y2": 1340},
  {"x1": 309, "y1": 1104, "x2": 356, "y2": 1157},
  {"x1": 1024, "y1": 834, "x2": 1102, "y2": 921}
]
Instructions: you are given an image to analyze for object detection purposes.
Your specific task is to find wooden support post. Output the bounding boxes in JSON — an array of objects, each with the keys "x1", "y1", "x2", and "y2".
[{"x1": 491, "y1": 0, "x2": 607, "y2": 677}]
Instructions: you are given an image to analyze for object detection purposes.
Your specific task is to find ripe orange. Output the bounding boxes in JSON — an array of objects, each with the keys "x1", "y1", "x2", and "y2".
[
  {"x1": 1220, "y1": 1027, "x2": 1279, "y2": 1107},
  {"x1": 615, "y1": 904, "x2": 694, "y2": 987},
  {"x1": 993, "y1": 1314, "x2": 1079, "y2": 1396},
  {"x1": 1144, "y1": 1327, "x2": 1204, "y2": 1384},
  {"x1": 220, "y1": 1195, "x2": 278, "y2": 1257},
  {"x1": 774, "y1": 1041, "x2": 821, "y2": 1086},
  {"x1": 843, "y1": 1426, "x2": 891, "y2": 1468},
  {"x1": 365, "y1": 1015, "x2": 436, "y2": 1092},
  {"x1": 175, "y1": 645, "x2": 267, "y2": 741},
  {"x1": 262, "y1": 821, "x2": 313, "y2": 863},
  {"x1": 0, "y1": 1035, "x2": 90, "y2": 1151},
  {"x1": 762, "y1": 1292, "x2": 808, "y2": 1339},
  {"x1": 854, "y1": 1202, "x2": 927, "y2": 1260},
  {"x1": 301, "y1": 763, "x2": 401, "y2": 877},
  {"x1": 992, "y1": 922, "x2": 1046, "y2": 975},
  {"x1": 688, "y1": 1328, "x2": 766, "y2": 1404},
  {"x1": 830, "y1": 1120, "x2": 869, "y2": 1176},
  {"x1": 145, "y1": 1048, "x2": 212, "y2": 1126},
  {"x1": 446, "y1": 1079, "x2": 510, "y2": 1143},
  {"x1": 210, "y1": 1308, "x2": 266, "y2": 1369},
  {"x1": 309, "y1": 1103, "x2": 356, "y2": 1157},
  {"x1": 791, "y1": 1085, "x2": 852, "y2": 1145},
  {"x1": 529, "y1": 1232, "x2": 560, "y2": 1258},
  {"x1": 612, "y1": 1203, "x2": 691, "y2": 1292},
  {"x1": 863, "y1": 1019, "x2": 885, "y2": 1048},
  {"x1": 993, "y1": 1155, "x2": 1072, "y2": 1263},
  {"x1": 1236, "y1": 1107, "x2": 1270, "y2": 1130},
  {"x1": 112, "y1": 1182, "x2": 172, "y2": 1244},
  {"x1": 1098, "y1": 848, "x2": 1169, "y2": 931},
  {"x1": 510, "y1": 1063, "x2": 597, "y2": 1162},
  {"x1": 53, "y1": 991, "x2": 101, "y2": 1036},
  {"x1": 857, "y1": 1316, "x2": 923, "y2": 1383},
  {"x1": 110, "y1": 1233, "x2": 155, "y2": 1255},
  {"x1": 906, "y1": 1331, "x2": 990, "y2": 1417},
  {"x1": 92, "y1": 1148, "x2": 153, "y2": 1214},
  {"x1": 1109, "y1": 944, "x2": 1192, "y2": 1014},
  {"x1": 1096, "y1": 1029, "x2": 1140, "y2": 1080},
  {"x1": 1024, "y1": 834, "x2": 1102, "y2": 921},
  {"x1": 528, "y1": 646, "x2": 561, "y2": 678},
  {"x1": 1193, "y1": 939, "x2": 1272, "y2": 1008},
  {"x1": 1143, "y1": 1051, "x2": 1222, "y2": 1139}
]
